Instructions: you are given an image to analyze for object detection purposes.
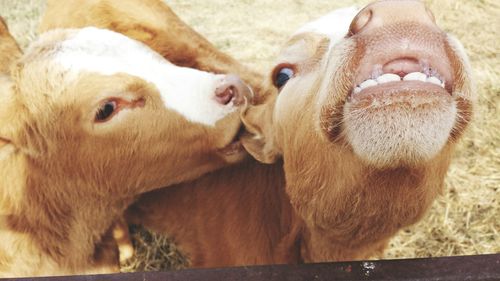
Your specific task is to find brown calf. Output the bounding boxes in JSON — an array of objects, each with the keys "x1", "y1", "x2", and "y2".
[
  {"x1": 128, "y1": 0, "x2": 474, "y2": 267},
  {"x1": 0, "y1": 22, "x2": 250, "y2": 276},
  {"x1": 38, "y1": 0, "x2": 273, "y2": 265},
  {"x1": 39, "y1": 0, "x2": 269, "y2": 102}
]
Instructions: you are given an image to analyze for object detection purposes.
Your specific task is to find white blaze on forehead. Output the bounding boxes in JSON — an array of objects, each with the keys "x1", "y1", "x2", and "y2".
[
  {"x1": 294, "y1": 6, "x2": 359, "y2": 49},
  {"x1": 52, "y1": 27, "x2": 234, "y2": 127}
]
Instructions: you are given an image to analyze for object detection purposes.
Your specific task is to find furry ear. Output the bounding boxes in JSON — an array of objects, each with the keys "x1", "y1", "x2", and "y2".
[
  {"x1": 241, "y1": 133, "x2": 279, "y2": 164},
  {"x1": 240, "y1": 102, "x2": 280, "y2": 164},
  {"x1": 0, "y1": 16, "x2": 10, "y2": 34},
  {"x1": 0, "y1": 76, "x2": 18, "y2": 150},
  {"x1": 0, "y1": 137, "x2": 10, "y2": 148},
  {"x1": 0, "y1": 16, "x2": 22, "y2": 75},
  {"x1": 0, "y1": 15, "x2": 22, "y2": 122}
]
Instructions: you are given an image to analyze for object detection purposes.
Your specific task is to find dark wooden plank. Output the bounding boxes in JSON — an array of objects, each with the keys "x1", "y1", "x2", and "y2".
[{"x1": 4, "y1": 254, "x2": 500, "y2": 281}]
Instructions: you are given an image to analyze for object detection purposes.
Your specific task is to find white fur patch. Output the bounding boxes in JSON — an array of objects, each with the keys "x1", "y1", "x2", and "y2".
[
  {"x1": 343, "y1": 99, "x2": 457, "y2": 168},
  {"x1": 294, "y1": 6, "x2": 359, "y2": 49},
  {"x1": 52, "y1": 27, "x2": 235, "y2": 127}
]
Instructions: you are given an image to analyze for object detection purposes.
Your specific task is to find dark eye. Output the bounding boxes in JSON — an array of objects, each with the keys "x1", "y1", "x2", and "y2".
[
  {"x1": 274, "y1": 67, "x2": 294, "y2": 89},
  {"x1": 95, "y1": 100, "x2": 117, "y2": 122}
]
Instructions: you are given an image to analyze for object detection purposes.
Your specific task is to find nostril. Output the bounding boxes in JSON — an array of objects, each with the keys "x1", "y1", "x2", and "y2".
[
  {"x1": 215, "y1": 74, "x2": 253, "y2": 106},
  {"x1": 349, "y1": 8, "x2": 372, "y2": 36},
  {"x1": 215, "y1": 85, "x2": 236, "y2": 105}
]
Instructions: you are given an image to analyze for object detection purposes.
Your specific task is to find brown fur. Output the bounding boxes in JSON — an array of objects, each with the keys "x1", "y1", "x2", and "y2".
[
  {"x1": 127, "y1": 1, "x2": 474, "y2": 268},
  {"x1": 0, "y1": 22, "x2": 247, "y2": 276},
  {"x1": 39, "y1": 0, "x2": 272, "y2": 103},
  {"x1": 128, "y1": 160, "x2": 302, "y2": 267}
]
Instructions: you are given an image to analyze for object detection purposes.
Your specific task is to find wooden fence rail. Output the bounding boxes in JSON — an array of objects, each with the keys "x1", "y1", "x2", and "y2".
[{"x1": 4, "y1": 254, "x2": 500, "y2": 281}]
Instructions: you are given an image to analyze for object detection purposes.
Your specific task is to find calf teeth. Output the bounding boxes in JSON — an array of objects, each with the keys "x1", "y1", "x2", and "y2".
[
  {"x1": 376, "y1": 73, "x2": 401, "y2": 84},
  {"x1": 403, "y1": 72, "x2": 427, "y2": 82},
  {"x1": 427, "y1": 76, "x2": 442, "y2": 86},
  {"x1": 359, "y1": 79, "x2": 378, "y2": 89},
  {"x1": 353, "y1": 71, "x2": 445, "y2": 95}
]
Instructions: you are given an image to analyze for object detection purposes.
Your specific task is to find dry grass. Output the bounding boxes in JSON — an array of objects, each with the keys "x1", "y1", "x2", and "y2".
[
  {"x1": 121, "y1": 225, "x2": 189, "y2": 271},
  {"x1": 0, "y1": 0, "x2": 498, "y2": 272}
]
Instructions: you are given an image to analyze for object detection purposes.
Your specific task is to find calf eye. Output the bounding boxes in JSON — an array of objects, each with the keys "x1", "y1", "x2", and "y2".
[
  {"x1": 95, "y1": 100, "x2": 117, "y2": 122},
  {"x1": 273, "y1": 67, "x2": 295, "y2": 89}
]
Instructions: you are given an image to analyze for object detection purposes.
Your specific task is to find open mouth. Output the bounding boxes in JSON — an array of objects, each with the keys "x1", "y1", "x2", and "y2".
[{"x1": 350, "y1": 57, "x2": 453, "y2": 98}]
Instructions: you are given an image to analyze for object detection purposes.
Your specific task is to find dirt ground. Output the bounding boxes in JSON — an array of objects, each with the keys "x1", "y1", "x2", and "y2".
[{"x1": 0, "y1": 0, "x2": 498, "y2": 271}]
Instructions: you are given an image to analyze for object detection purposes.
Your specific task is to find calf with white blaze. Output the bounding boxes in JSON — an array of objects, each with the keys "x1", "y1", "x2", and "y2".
[
  {"x1": 0, "y1": 24, "x2": 251, "y2": 276},
  {"x1": 38, "y1": 0, "x2": 271, "y2": 264},
  {"x1": 128, "y1": 0, "x2": 474, "y2": 267},
  {"x1": 39, "y1": 0, "x2": 269, "y2": 101}
]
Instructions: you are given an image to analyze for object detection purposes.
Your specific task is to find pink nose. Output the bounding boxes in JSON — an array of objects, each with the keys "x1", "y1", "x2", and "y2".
[
  {"x1": 349, "y1": 0, "x2": 437, "y2": 36},
  {"x1": 215, "y1": 74, "x2": 252, "y2": 106}
]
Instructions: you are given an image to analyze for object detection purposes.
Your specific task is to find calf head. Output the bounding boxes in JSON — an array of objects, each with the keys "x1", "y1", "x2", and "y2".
[
  {"x1": 242, "y1": 1, "x2": 474, "y2": 260},
  {"x1": 0, "y1": 27, "x2": 250, "y2": 208}
]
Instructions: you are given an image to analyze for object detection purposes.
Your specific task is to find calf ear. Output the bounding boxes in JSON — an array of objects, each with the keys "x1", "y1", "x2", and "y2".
[
  {"x1": 0, "y1": 16, "x2": 9, "y2": 34},
  {"x1": 0, "y1": 137, "x2": 10, "y2": 148},
  {"x1": 0, "y1": 77, "x2": 16, "y2": 149},
  {"x1": 240, "y1": 102, "x2": 280, "y2": 164},
  {"x1": 0, "y1": 16, "x2": 23, "y2": 75}
]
